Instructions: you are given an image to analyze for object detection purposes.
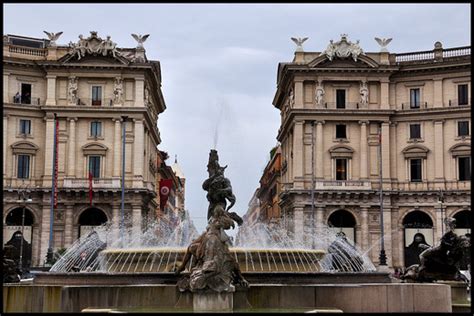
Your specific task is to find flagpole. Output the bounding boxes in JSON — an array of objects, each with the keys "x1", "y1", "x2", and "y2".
[
  {"x1": 120, "y1": 116, "x2": 128, "y2": 247},
  {"x1": 46, "y1": 113, "x2": 57, "y2": 265}
]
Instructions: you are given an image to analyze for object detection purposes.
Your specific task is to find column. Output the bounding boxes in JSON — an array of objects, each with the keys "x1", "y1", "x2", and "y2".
[
  {"x1": 3, "y1": 72, "x2": 9, "y2": 103},
  {"x1": 433, "y1": 79, "x2": 443, "y2": 108},
  {"x1": 294, "y1": 80, "x2": 304, "y2": 109},
  {"x1": 132, "y1": 205, "x2": 142, "y2": 239},
  {"x1": 294, "y1": 207, "x2": 304, "y2": 243},
  {"x1": 3, "y1": 115, "x2": 8, "y2": 176},
  {"x1": 315, "y1": 206, "x2": 324, "y2": 235},
  {"x1": 134, "y1": 78, "x2": 145, "y2": 107},
  {"x1": 315, "y1": 121, "x2": 324, "y2": 179},
  {"x1": 293, "y1": 121, "x2": 304, "y2": 189},
  {"x1": 45, "y1": 75, "x2": 57, "y2": 106},
  {"x1": 360, "y1": 207, "x2": 369, "y2": 251},
  {"x1": 380, "y1": 80, "x2": 389, "y2": 109},
  {"x1": 67, "y1": 118, "x2": 77, "y2": 177},
  {"x1": 434, "y1": 121, "x2": 445, "y2": 181},
  {"x1": 64, "y1": 204, "x2": 74, "y2": 247},
  {"x1": 381, "y1": 122, "x2": 391, "y2": 188},
  {"x1": 39, "y1": 205, "x2": 51, "y2": 265},
  {"x1": 113, "y1": 118, "x2": 122, "y2": 177},
  {"x1": 133, "y1": 119, "x2": 144, "y2": 188},
  {"x1": 112, "y1": 203, "x2": 121, "y2": 241},
  {"x1": 359, "y1": 121, "x2": 369, "y2": 180},
  {"x1": 43, "y1": 114, "x2": 55, "y2": 187}
]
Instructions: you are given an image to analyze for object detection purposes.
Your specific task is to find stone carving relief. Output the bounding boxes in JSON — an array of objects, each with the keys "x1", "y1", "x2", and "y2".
[
  {"x1": 359, "y1": 81, "x2": 369, "y2": 106},
  {"x1": 68, "y1": 77, "x2": 78, "y2": 105},
  {"x1": 113, "y1": 77, "x2": 123, "y2": 104},
  {"x1": 68, "y1": 31, "x2": 120, "y2": 60},
  {"x1": 315, "y1": 80, "x2": 325, "y2": 107},
  {"x1": 320, "y1": 34, "x2": 365, "y2": 62},
  {"x1": 288, "y1": 88, "x2": 295, "y2": 108}
]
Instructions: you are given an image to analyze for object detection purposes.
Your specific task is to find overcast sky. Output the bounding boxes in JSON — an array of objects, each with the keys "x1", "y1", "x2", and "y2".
[{"x1": 4, "y1": 3, "x2": 470, "y2": 236}]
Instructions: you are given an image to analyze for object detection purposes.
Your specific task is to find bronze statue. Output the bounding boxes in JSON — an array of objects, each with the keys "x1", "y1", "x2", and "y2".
[
  {"x1": 176, "y1": 149, "x2": 248, "y2": 293},
  {"x1": 401, "y1": 218, "x2": 471, "y2": 282},
  {"x1": 3, "y1": 245, "x2": 21, "y2": 283}
]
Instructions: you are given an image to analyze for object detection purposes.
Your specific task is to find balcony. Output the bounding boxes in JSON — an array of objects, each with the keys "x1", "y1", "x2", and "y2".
[
  {"x1": 74, "y1": 98, "x2": 115, "y2": 107},
  {"x1": 8, "y1": 44, "x2": 47, "y2": 57},
  {"x1": 63, "y1": 177, "x2": 121, "y2": 189},
  {"x1": 315, "y1": 180, "x2": 372, "y2": 190},
  {"x1": 448, "y1": 99, "x2": 471, "y2": 107},
  {"x1": 323, "y1": 102, "x2": 362, "y2": 110},
  {"x1": 12, "y1": 96, "x2": 41, "y2": 106}
]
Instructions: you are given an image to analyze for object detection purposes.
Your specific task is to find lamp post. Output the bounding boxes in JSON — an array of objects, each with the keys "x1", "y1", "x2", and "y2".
[
  {"x1": 378, "y1": 123, "x2": 387, "y2": 266},
  {"x1": 120, "y1": 115, "x2": 128, "y2": 247},
  {"x1": 438, "y1": 188, "x2": 445, "y2": 236},
  {"x1": 46, "y1": 113, "x2": 58, "y2": 266},
  {"x1": 17, "y1": 185, "x2": 32, "y2": 273},
  {"x1": 311, "y1": 121, "x2": 315, "y2": 248}
]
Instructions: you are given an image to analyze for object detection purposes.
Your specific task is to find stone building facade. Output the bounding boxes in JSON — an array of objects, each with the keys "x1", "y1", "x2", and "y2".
[
  {"x1": 3, "y1": 32, "x2": 166, "y2": 266},
  {"x1": 273, "y1": 35, "x2": 471, "y2": 268},
  {"x1": 257, "y1": 145, "x2": 282, "y2": 223}
]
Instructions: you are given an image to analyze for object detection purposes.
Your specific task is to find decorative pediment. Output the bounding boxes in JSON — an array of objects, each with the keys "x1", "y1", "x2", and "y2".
[
  {"x1": 402, "y1": 144, "x2": 430, "y2": 158},
  {"x1": 449, "y1": 143, "x2": 471, "y2": 157},
  {"x1": 59, "y1": 31, "x2": 130, "y2": 65},
  {"x1": 82, "y1": 143, "x2": 108, "y2": 155},
  {"x1": 329, "y1": 145, "x2": 354, "y2": 158},
  {"x1": 308, "y1": 53, "x2": 379, "y2": 68},
  {"x1": 11, "y1": 141, "x2": 39, "y2": 155}
]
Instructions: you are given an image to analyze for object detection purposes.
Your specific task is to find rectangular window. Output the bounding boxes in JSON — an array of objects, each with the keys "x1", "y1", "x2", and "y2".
[
  {"x1": 336, "y1": 124, "x2": 347, "y2": 139},
  {"x1": 19, "y1": 119, "x2": 31, "y2": 135},
  {"x1": 336, "y1": 89, "x2": 346, "y2": 108},
  {"x1": 459, "y1": 157, "x2": 471, "y2": 181},
  {"x1": 335, "y1": 158, "x2": 347, "y2": 180},
  {"x1": 17, "y1": 155, "x2": 30, "y2": 179},
  {"x1": 90, "y1": 121, "x2": 102, "y2": 137},
  {"x1": 410, "y1": 159, "x2": 422, "y2": 182},
  {"x1": 410, "y1": 88, "x2": 420, "y2": 108},
  {"x1": 89, "y1": 156, "x2": 101, "y2": 178},
  {"x1": 409, "y1": 124, "x2": 421, "y2": 139},
  {"x1": 458, "y1": 84, "x2": 468, "y2": 105},
  {"x1": 91, "y1": 86, "x2": 102, "y2": 106},
  {"x1": 21, "y1": 83, "x2": 32, "y2": 105},
  {"x1": 458, "y1": 121, "x2": 469, "y2": 136}
]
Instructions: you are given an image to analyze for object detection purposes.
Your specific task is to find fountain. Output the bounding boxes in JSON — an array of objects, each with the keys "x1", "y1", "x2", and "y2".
[{"x1": 3, "y1": 150, "x2": 456, "y2": 313}]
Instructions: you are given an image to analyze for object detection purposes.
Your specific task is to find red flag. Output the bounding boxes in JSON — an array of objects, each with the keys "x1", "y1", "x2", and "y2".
[
  {"x1": 89, "y1": 172, "x2": 93, "y2": 206},
  {"x1": 159, "y1": 179, "x2": 173, "y2": 211},
  {"x1": 53, "y1": 118, "x2": 59, "y2": 208}
]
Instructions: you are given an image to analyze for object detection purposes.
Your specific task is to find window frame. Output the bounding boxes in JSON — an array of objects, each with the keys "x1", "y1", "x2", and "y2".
[
  {"x1": 335, "y1": 124, "x2": 347, "y2": 139},
  {"x1": 90, "y1": 121, "x2": 102, "y2": 138},
  {"x1": 17, "y1": 154, "x2": 31, "y2": 179},
  {"x1": 457, "y1": 121, "x2": 470, "y2": 137},
  {"x1": 91, "y1": 85, "x2": 103, "y2": 106},
  {"x1": 457, "y1": 84, "x2": 469, "y2": 106},
  {"x1": 19, "y1": 119, "x2": 32, "y2": 135},
  {"x1": 336, "y1": 89, "x2": 346, "y2": 109},
  {"x1": 409, "y1": 158, "x2": 423, "y2": 182},
  {"x1": 335, "y1": 158, "x2": 348, "y2": 180},
  {"x1": 410, "y1": 88, "x2": 420, "y2": 109},
  {"x1": 88, "y1": 155, "x2": 101, "y2": 178},
  {"x1": 409, "y1": 123, "x2": 421, "y2": 140},
  {"x1": 458, "y1": 156, "x2": 471, "y2": 181},
  {"x1": 20, "y1": 83, "x2": 32, "y2": 105}
]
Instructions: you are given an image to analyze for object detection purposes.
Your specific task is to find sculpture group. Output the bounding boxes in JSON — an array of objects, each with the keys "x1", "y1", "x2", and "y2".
[
  {"x1": 69, "y1": 32, "x2": 119, "y2": 60},
  {"x1": 175, "y1": 149, "x2": 248, "y2": 293}
]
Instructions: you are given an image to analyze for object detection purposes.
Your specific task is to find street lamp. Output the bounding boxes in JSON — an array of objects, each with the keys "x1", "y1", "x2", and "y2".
[
  {"x1": 120, "y1": 115, "x2": 128, "y2": 247},
  {"x1": 17, "y1": 185, "x2": 32, "y2": 273},
  {"x1": 438, "y1": 188, "x2": 445, "y2": 235},
  {"x1": 378, "y1": 123, "x2": 387, "y2": 267}
]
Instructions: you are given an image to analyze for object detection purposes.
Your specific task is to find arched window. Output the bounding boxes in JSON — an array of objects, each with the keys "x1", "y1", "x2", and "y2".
[
  {"x1": 78, "y1": 208, "x2": 108, "y2": 238},
  {"x1": 453, "y1": 210, "x2": 471, "y2": 236},
  {"x1": 327, "y1": 209, "x2": 356, "y2": 245},
  {"x1": 4, "y1": 208, "x2": 35, "y2": 268},
  {"x1": 402, "y1": 210, "x2": 434, "y2": 267}
]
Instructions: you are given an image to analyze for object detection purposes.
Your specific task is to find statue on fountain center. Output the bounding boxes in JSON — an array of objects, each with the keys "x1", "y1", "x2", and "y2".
[{"x1": 175, "y1": 149, "x2": 248, "y2": 293}]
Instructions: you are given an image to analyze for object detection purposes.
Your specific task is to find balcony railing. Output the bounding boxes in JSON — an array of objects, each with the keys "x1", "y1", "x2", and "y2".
[
  {"x1": 8, "y1": 44, "x2": 47, "y2": 57},
  {"x1": 323, "y1": 102, "x2": 362, "y2": 110},
  {"x1": 442, "y1": 46, "x2": 471, "y2": 58},
  {"x1": 395, "y1": 46, "x2": 470, "y2": 63},
  {"x1": 395, "y1": 50, "x2": 434, "y2": 63},
  {"x1": 63, "y1": 178, "x2": 121, "y2": 189},
  {"x1": 394, "y1": 180, "x2": 470, "y2": 191},
  {"x1": 75, "y1": 98, "x2": 115, "y2": 107},
  {"x1": 315, "y1": 180, "x2": 372, "y2": 190},
  {"x1": 12, "y1": 96, "x2": 41, "y2": 105},
  {"x1": 400, "y1": 102, "x2": 429, "y2": 110},
  {"x1": 448, "y1": 99, "x2": 471, "y2": 107}
]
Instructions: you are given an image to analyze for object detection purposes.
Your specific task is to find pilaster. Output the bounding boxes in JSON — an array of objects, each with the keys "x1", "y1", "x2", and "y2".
[
  {"x1": 134, "y1": 78, "x2": 145, "y2": 107},
  {"x1": 133, "y1": 118, "x2": 144, "y2": 188},
  {"x1": 315, "y1": 120, "x2": 325, "y2": 179},
  {"x1": 380, "y1": 80, "x2": 389, "y2": 109},
  {"x1": 3, "y1": 72, "x2": 9, "y2": 103},
  {"x1": 292, "y1": 121, "x2": 304, "y2": 189},
  {"x1": 358, "y1": 120, "x2": 369, "y2": 180},
  {"x1": 433, "y1": 120, "x2": 445, "y2": 182},
  {"x1": 113, "y1": 118, "x2": 122, "y2": 177},
  {"x1": 67, "y1": 118, "x2": 78, "y2": 177},
  {"x1": 294, "y1": 79, "x2": 304, "y2": 109},
  {"x1": 45, "y1": 75, "x2": 57, "y2": 106}
]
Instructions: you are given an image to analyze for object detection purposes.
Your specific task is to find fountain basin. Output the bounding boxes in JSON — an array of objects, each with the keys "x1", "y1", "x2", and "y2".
[{"x1": 99, "y1": 247, "x2": 326, "y2": 273}]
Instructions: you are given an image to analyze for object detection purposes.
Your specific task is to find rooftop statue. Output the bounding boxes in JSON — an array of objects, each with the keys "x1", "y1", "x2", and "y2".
[
  {"x1": 401, "y1": 217, "x2": 471, "y2": 282},
  {"x1": 374, "y1": 37, "x2": 393, "y2": 52},
  {"x1": 68, "y1": 31, "x2": 120, "y2": 60},
  {"x1": 43, "y1": 31, "x2": 63, "y2": 47},
  {"x1": 320, "y1": 34, "x2": 365, "y2": 62},
  {"x1": 291, "y1": 37, "x2": 308, "y2": 52},
  {"x1": 131, "y1": 33, "x2": 150, "y2": 49},
  {"x1": 175, "y1": 149, "x2": 248, "y2": 293}
]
